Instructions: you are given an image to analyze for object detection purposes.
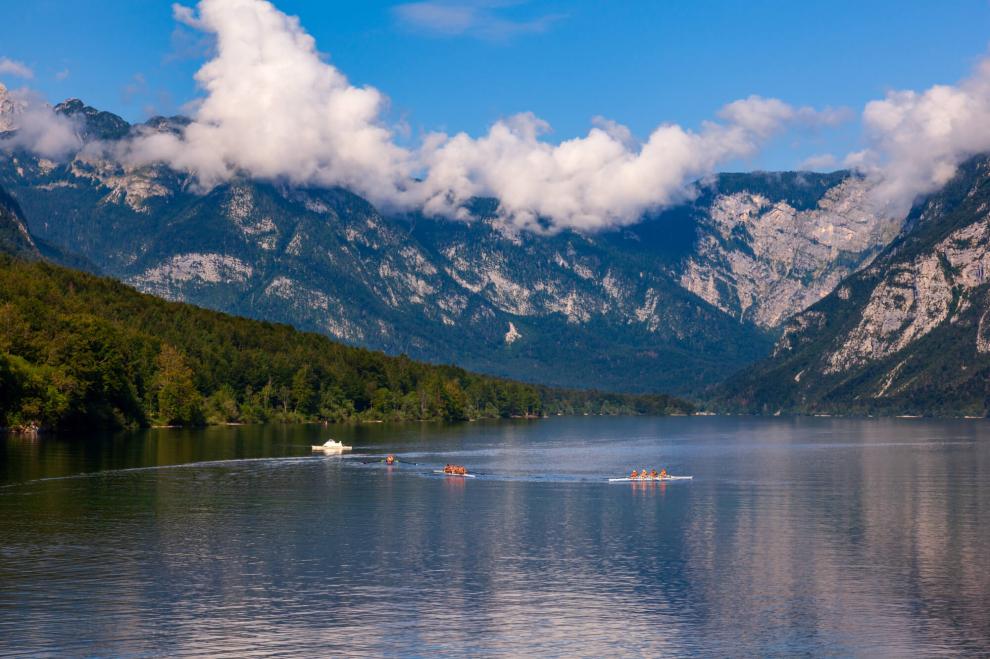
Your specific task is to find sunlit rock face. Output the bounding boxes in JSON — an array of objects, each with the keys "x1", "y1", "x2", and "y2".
[
  {"x1": 680, "y1": 177, "x2": 900, "y2": 328},
  {"x1": 717, "y1": 156, "x2": 990, "y2": 416},
  {"x1": 825, "y1": 209, "x2": 990, "y2": 374}
]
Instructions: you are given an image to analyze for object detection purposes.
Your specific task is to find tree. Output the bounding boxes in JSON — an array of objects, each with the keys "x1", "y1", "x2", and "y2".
[
  {"x1": 291, "y1": 365, "x2": 316, "y2": 415},
  {"x1": 205, "y1": 384, "x2": 240, "y2": 424},
  {"x1": 153, "y1": 343, "x2": 204, "y2": 426},
  {"x1": 370, "y1": 387, "x2": 397, "y2": 418},
  {"x1": 440, "y1": 379, "x2": 469, "y2": 421},
  {"x1": 318, "y1": 384, "x2": 355, "y2": 422}
]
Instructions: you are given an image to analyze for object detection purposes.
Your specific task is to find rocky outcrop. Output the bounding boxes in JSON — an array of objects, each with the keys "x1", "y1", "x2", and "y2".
[
  {"x1": 0, "y1": 84, "x2": 26, "y2": 133},
  {"x1": 127, "y1": 252, "x2": 254, "y2": 298}
]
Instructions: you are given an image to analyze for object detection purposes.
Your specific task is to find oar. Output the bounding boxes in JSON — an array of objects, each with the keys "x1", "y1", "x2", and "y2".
[{"x1": 360, "y1": 458, "x2": 420, "y2": 465}]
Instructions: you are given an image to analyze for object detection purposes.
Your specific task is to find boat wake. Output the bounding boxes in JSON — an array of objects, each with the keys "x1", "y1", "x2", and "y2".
[{"x1": 0, "y1": 456, "x2": 315, "y2": 490}]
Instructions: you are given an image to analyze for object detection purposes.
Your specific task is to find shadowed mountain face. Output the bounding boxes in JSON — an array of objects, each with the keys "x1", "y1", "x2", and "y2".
[
  {"x1": 0, "y1": 98, "x2": 902, "y2": 394},
  {"x1": 717, "y1": 156, "x2": 990, "y2": 416},
  {"x1": 0, "y1": 186, "x2": 38, "y2": 259}
]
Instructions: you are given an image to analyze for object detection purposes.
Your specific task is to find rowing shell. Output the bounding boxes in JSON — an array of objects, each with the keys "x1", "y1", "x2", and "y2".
[
  {"x1": 608, "y1": 476, "x2": 693, "y2": 482},
  {"x1": 433, "y1": 470, "x2": 477, "y2": 478}
]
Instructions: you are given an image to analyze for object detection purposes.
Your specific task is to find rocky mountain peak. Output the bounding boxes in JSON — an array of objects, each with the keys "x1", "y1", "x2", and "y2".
[
  {"x1": 53, "y1": 98, "x2": 86, "y2": 114},
  {"x1": 53, "y1": 98, "x2": 130, "y2": 141}
]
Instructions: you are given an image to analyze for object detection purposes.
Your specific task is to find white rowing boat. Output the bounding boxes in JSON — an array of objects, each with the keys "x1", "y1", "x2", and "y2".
[
  {"x1": 608, "y1": 476, "x2": 692, "y2": 482},
  {"x1": 312, "y1": 439, "x2": 352, "y2": 451},
  {"x1": 433, "y1": 470, "x2": 477, "y2": 478}
]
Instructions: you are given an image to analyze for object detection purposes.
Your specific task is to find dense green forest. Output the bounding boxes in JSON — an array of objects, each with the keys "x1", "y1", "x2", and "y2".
[{"x1": 0, "y1": 255, "x2": 693, "y2": 431}]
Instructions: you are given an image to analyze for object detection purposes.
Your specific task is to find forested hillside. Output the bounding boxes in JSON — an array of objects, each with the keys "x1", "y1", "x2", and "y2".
[{"x1": 0, "y1": 256, "x2": 692, "y2": 431}]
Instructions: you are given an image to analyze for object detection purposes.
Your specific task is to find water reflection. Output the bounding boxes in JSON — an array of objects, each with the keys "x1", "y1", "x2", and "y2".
[{"x1": 0, "y1": 417, "x2": 988, "y2": 656}]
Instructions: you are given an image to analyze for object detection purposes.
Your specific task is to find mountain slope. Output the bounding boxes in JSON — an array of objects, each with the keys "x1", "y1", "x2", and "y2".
[
  {"x1": 0, "y1": 251, "x2": 693, "y2": 431},
  {"x1": 673, "y1": 173, "x2": 900, "y2": 327},
  {"x1": 717, "y1": 156, "x2": 990, "y2": 416}
]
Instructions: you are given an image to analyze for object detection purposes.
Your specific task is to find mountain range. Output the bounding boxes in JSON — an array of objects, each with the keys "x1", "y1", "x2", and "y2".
[
  {"x1": 0, "y1": 87, "x2": 907, "y2": 396},
  {"x1": 6, "y1": 87, "x2": 989, "y2": 415}
]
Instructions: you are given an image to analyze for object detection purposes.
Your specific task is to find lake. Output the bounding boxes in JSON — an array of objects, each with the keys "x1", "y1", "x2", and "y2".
[{"x1": 1, "y1": 416, "x2": 988, "y2": 657}]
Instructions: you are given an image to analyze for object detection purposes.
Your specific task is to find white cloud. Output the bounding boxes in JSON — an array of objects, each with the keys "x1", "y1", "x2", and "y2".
[
  {"x1": 851, "y1": 57, "x2": 990, "y2": 216},
  {"x1": 414, "y1": 99, "x2": 842, "y2": 231},
  {"x1": 119, "y1": 0, "x2": 841, "y2": 232},
  {"x1": 54, "y1": 68, "x2": 70, "y2": 81},
  {"x1": 122, "y1": 0, "x2": 415, "y2": 201},
  {"x1": 0, "y1": 57, "x2": 33, "y2": 80},
  {"x1": 393, "y1": 1, "x2": 563, "y2": 41},
  {"x1": 0, "y1": 86, "x2": 81, "y2": 159}
]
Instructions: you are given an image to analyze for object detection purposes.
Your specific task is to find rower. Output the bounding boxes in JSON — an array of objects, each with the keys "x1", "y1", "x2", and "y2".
[
  {"x1": 650, "y1": 469, "x2": 658, "y2": 479},
  {"x1": 630, "y1": 469, "x2": 639, "y2": 479},
  {"x1": 385, "y1": 454, "x2": 396, "y2": 466},
  {"x1": 659, "y1": 468, "x2": 667, "y2": 478}
]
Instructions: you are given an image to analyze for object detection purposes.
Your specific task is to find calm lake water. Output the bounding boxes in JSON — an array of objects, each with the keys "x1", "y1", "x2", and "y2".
[{"x1": 1, "y1": 416, "x2": 988, "y2": 657}]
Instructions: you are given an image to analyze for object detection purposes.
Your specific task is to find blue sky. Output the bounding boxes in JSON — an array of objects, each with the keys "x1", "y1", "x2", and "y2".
[{"x1": 2, "y1": 0, "x2": 990, "y2": 172}]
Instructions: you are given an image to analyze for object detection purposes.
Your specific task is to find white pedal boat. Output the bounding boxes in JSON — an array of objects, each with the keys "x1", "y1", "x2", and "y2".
[{"x1": 311, "y1": 439, "x2": 352, "y2": 452}]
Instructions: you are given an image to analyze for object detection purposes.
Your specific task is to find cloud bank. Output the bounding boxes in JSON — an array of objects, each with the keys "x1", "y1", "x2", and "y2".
[
  {"x1": 850, "y1": 57, "x2": 990, "y2": 216},
  {"x1": 415, "y1": 98, "x2": 844, "y2": 230},
  {"x1": 116, "y1": 0, "x2": 844, "y2": 231}
]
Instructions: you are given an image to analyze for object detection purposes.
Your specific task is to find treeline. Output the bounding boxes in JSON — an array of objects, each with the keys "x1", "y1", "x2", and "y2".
[{"x1": 0, "y1": 256, "x2": 693, "y2": 431}]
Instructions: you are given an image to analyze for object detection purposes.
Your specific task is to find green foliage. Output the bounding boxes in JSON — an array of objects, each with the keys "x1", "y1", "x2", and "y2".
[
  {"x1": 153, "y1": 343, "x2": 205, "y2": 426},
  {"x1": 291, "y1": 365, "x2": 316, "y2": 415},
  {"x1": 0, "y1": 256, "x2": 693, "y2": 431},
  {"x1": 205, "y1": 384, "x2": 240, "y2": 424}
]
